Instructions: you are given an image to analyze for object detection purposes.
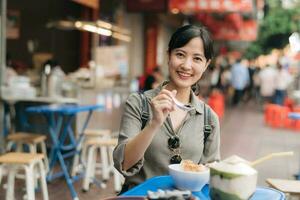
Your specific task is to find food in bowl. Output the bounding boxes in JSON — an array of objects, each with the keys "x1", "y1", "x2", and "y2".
[
  {"x1": 209, "y1": 156, "x2": 257, "y2": 200},
  {"x1": 168, "y1": 160, "x2": 209, "y2": 191},
  {"x1": 181, "y1": 160, "x2": 207, "y2": 172}
]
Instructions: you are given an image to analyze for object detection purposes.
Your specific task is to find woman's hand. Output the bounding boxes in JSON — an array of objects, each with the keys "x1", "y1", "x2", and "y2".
[{"x1": 150, "y1": 89, "x2": 177, "y2": 126}]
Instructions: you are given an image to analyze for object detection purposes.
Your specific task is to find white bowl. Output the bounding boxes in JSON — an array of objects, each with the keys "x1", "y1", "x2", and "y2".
[{"x1": 168, "y1": 164, "x2": 209, "y2": 191}]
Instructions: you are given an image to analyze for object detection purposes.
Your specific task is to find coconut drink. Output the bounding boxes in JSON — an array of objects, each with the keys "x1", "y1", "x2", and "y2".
[{"x1": 209, "y1": 156, "x2": 257, "y2": 200}]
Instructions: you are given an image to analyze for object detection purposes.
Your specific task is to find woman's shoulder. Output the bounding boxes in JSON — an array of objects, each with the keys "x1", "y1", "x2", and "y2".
[{"x1": 126, "y1": 92, "x2": 143, "y2": 103}]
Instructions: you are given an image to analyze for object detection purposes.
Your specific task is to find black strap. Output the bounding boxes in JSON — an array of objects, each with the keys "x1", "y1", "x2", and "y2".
[
  {"x1": 203, "y1": 104, "x2": 212, "y2": 145},
  {"x1": 139, "y1": 93, "x2": 149, "y2": 130}
]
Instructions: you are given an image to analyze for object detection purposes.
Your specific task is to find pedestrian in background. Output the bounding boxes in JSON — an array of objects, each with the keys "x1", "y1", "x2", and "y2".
[
  {"x1": 273, "y1": 62, "x2": 293, "y2": 105},
  {"x1": 257, "y1": 64, "x2": 277, "y2": 104},
  {"x1": 143, "y1": 67, "x2": 164, "y2": 91},
  {"x1": 230, "y1": 58, "x2": 250, "y2": 106}
]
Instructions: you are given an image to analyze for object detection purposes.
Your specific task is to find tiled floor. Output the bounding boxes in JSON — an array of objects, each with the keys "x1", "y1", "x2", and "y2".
[{"x1": 1, "y1": 102, "x2": 300, "y2": 199}]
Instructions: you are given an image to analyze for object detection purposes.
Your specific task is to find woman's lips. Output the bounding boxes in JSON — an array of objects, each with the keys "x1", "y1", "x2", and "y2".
[{"x1": 177, "y1": 71, "x2": 192, "y2": 79}]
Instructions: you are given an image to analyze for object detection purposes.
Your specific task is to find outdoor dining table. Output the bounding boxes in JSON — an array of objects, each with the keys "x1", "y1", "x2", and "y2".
[
  {"x1": 26, "y1": 104, "x2": 103, "y2": 200},
  {"x1": 122, "y1": 175, "x2": 286, "y2": 200}
]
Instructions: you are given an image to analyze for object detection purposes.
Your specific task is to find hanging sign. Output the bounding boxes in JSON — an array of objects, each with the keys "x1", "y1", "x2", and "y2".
[
  {"x1": 195, "y1": 13, "x2": 257, "y2": 41},
  {"x1": 169, "y1": 0, "x2": 253, "y2": 13}
]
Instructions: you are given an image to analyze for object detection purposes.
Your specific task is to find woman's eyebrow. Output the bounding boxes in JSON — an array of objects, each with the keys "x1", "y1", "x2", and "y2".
[
  {"x1": 174, "y1": 49, "x2": 185, "y2": 53},
  {"x1": 194, "y1": 53, "x2": 205, "y2": 58}
]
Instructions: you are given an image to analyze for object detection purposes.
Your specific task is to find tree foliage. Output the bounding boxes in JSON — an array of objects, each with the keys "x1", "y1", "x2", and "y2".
[{"x1": 244, "y1": 1, "x2": 300, "y2": 59}]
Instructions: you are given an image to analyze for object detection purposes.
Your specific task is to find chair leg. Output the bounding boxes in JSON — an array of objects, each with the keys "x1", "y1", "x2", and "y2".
[
  {"x1": 82, "y1": 145, "x2": 96, "y2": 191},
  {"x1": 6, "y1": 141, "x2": 14, "y2": 151},
  {"x1": 71, "y1": 142, "x2": 85, "y2": 177},
  {"x1": 16, "y1": 142, "x2": 23, "y2": 152},
  {"x1": 109, "y1": 146, "x2": 122, "y2": 192},
  {"x1": 6, "y1": 165, "x2": 17, "y2": 200},
  {"x1": 108, "y1": 146, "x2": 114, "y2": 171},
  {"x1": 100, "y1": 146, "x2": 109, "y2": 180},
  {"x1": 91, "y1": 147, "x2": 98, "y2": 181},
  {"x1": 71, "y1": 153, "x2": 79, "y2": 177},
  {"x1": 28, "y1": 144, "x2": 39, "y2": 189},
  {"x1": 40, "y1": 142, "x2": 49, "y2": 173},
  {"x1": 81, "y1": 142, "x2": 88, "y2": 166},
  {"x1": 37, "y1": 160, "x2": 49, "y2": 200},
  {"x1": 71, "y1": 140, "x2": 87, "y2": 177},
  {"x1": 25, "y1": 164, "x2": 35, "y2": 200}
]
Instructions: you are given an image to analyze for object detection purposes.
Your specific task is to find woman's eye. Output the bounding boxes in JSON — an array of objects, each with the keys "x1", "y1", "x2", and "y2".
[
  {"x1": 194, "y1": 57, "x2": 202, "y2": 62},
  {"x1": 176, "y1": 52, "x2": 184, "y2": 58}
]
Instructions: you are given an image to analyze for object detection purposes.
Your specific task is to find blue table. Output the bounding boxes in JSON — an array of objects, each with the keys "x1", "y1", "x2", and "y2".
[
  {"x1": 26, "y1": 104, "x2": 103, "y2": 200},
  {"x1": 123, "y1": 176, "x2": 285, "y2": 200}
]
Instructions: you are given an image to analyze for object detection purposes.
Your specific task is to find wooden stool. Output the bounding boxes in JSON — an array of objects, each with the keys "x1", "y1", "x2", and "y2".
[
  {"x1": 82, "y1": 138, "x2": 123, "y2": 192},
  {"x1": 84, "y1": 129, "x2": 111, "y2": 137},
  {"x1": 0, "y1": 152, "x2": 49, "y2": 200},
  {"x1": 6, "y1": 132, "x2": 49, "y2": 173},
  {"x1": 71, "y1": 129, "x2": 112, "y2": 177},
  {"x1": 266, "y1": 178, "x2": 300, "y2": 199}
]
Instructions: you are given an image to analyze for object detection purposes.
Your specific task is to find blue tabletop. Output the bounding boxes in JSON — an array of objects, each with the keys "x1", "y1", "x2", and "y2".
[
  {"x1": 26, "y1": 104, "x2": 103, "y2": 115},
  {"x1": 123, "y1": 176, "x2": 285, "y2": 200}
]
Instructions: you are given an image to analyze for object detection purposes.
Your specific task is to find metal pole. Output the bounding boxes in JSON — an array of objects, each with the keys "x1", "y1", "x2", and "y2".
[{"x1": 0, "y1": 0, "x2": 7, "y2": 153}]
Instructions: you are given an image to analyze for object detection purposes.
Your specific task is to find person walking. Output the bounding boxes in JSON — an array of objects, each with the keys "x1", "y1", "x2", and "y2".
[
  {"x1": 257, "y1": 64, "x2": 277, "y2": 104},
  {"x1": 273, "y1": 62, "x2": 293, "y2": 105},
  {"x1": 230, "y1": 58, "x2": 250, "y2": 106}
]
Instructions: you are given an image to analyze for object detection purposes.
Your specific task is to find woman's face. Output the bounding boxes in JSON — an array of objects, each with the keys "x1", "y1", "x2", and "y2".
[{"x1": 168, "y1": 37, "x2": 211, "y2": 90}]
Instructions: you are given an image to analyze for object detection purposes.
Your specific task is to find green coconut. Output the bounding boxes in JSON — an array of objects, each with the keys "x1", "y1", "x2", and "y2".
[{"x1": 209, "y1": 156, "x2": 257, "y2": 200}]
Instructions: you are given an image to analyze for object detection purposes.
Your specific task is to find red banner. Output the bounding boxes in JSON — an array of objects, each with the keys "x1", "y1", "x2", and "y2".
[
  {"x1": 169, "y1": 0, "x2": 253, "y2": 13},
  {"x1": 126, "y1": 0, "x2": 167, "y2": 12},
  {"x1": 195, "y1": 13, "x2": 257, "y2": 41}
]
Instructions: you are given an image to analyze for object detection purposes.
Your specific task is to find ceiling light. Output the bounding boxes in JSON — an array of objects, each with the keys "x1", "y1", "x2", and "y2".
[
  {"x1": 75, "y1": 21, "x2": 83, "y2": 28},
  {"x1": 47, "y1": 19, "x2": 131, "y2": 42},
  {"x1": 112, "y1": 32, "x2": 131, "y2": 42}
]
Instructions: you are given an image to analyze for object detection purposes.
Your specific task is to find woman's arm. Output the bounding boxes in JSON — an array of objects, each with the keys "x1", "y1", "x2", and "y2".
[
  {"x1": 122, "y1": 120, "x2": 160, "y2": 170},
  {"x1": 121, "y1": 89, "x2": 176, "y2": 171}
]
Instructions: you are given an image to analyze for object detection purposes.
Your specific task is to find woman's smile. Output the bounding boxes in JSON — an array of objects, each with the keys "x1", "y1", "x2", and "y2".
[{"x1": 176, "y1": 71, "x2": 193, "y2": 80}]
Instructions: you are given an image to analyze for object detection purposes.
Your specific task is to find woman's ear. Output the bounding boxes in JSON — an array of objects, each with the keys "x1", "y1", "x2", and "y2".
[{"x1": 205, "y1": 59, "x2": 211, "y2": 70}]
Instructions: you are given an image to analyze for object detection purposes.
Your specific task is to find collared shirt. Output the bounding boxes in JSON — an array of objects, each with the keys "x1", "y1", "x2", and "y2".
[{"x1": 113, "y1": 81, "x2": 220, "y2": 187}]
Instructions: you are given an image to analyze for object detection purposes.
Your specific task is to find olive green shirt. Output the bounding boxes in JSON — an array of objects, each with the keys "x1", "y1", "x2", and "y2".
[{"x1": 113, "y1": 81, "x2": 220, "y2": 187}]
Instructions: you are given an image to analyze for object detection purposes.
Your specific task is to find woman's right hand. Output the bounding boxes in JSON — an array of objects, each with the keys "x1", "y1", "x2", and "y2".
[{"x1": 150, "y1": 89, "x2": 177, "y2": 126}]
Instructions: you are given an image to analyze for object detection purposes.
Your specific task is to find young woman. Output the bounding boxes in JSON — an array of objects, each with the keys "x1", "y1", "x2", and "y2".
[{"x1": 113, "y1": 25, "x2": 220, "y2": 191}]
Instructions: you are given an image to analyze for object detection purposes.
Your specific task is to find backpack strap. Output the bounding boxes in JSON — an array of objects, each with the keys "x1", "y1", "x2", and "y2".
[
  {"x1": 139, "y1": 93, "x2": 149, "y2": 130},
  {"x1": 139, "y1": 93, "x2": 212, "y2": 145},
  {"x1": 203, "y1": 104, "x2": 212, "y2": 146}
]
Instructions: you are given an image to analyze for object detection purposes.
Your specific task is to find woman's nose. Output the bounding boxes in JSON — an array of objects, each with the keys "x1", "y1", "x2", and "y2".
[{"x1": 182, "y1": 58, "x2": 193, "y2": 69}]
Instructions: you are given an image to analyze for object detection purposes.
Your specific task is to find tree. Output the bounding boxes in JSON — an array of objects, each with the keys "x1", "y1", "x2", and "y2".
[{"x1": 244, "y1": 1, "x2": 300, "y2": 59}]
